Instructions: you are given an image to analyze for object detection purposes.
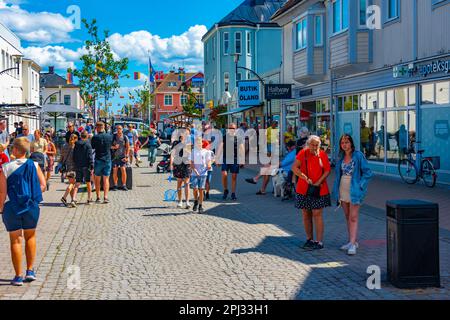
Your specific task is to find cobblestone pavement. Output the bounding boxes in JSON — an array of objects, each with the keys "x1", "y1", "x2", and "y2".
[{"x1": 0, "y1": 154, "x2": 449, "y2": 300}]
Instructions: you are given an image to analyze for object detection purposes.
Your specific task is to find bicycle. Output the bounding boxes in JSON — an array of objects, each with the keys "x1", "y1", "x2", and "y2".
[{"x1": 398, "y1": 142, "x2": 437, "y2": 188}]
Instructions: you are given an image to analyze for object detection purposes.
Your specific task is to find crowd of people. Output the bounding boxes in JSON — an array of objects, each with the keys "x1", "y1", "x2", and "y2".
[{"x1": 0, "y1": 116, "x2": 374, "y2": 287}]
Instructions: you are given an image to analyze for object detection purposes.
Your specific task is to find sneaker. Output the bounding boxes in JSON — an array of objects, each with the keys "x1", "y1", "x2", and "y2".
[
  {"x1": 340, "y1": 242, "x2": 359, "y2": 251},
  {"x1": 111, "y1": 185, "x2": 118, "y2": 191},
  {"x1": 121, "y1": 186, "x2": 129, "y2": 191},
  {"x1": 61, "y1": 197, "x2": 68, "y2": 207},
  {"x1": 104, "y1": 198, "x2": 110, "y2": 204},
  {"x1": 222, "y1": 189, "x2": 229, "y2": 200},
  {"x1": 302, "y1": 239, "x2": 315, "y2": 251},
  {"x1": 231, "y1": 193, "x2": 237, "y2": 201},
  {"x1": 205, "y1": 192, "x2": 210, "y2": 200},
  {"x1": 193, "y1": 201, "x2": 199, "y2": 212},
  {"x1": 69, "y1": 201, "x2": 77, "y2": 208},
  {"x1": 11, "y1": 276, "x2": 23, "y2": 286},
  {"x1": 245, "y1": 178, "x2": 257, "y2": 185},
  {"x1": 313, "y1": 242, "x2": 324, "y2": 250},
  {"x1": 198, "y1": 205, "x2": 204, "y2": 214},
  {"x1": 177, "y1": 201, "x2": 184, "y2": 208},
  {"x1": 25, "y1": 270, "x2": 37, "y2": 282},
  {"x1": 185, "y1": 201, "x2": 192, "y2": 209},
  {"x1": 86, "y1": 199, "x2": 93, "y2": 206},
  {"x1": 96, "y1": 198, "x2": 102, "y2": 204},
  {"x1": 347, "y1": 244, "x2": 358, "y2": 256}
]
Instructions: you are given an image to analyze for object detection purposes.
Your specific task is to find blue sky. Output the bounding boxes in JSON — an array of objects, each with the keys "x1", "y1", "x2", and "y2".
[{"x1": 0, "y1": 0, "x2": 242, "y2": 112}]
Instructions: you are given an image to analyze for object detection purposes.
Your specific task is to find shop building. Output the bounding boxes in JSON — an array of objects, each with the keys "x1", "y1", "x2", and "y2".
[{"x1": 272, "y1": 0, "x2": 450, "y2": 184}]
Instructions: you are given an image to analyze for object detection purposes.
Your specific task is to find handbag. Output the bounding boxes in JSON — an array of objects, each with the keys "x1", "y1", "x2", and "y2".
[{"x1": 305, "y1": 153, "x2": 322, "y2": 198}]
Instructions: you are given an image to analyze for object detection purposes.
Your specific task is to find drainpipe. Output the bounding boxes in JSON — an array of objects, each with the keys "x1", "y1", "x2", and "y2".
[{"x1": 413, "y1": 0, "x2": 418, "y2": 60}]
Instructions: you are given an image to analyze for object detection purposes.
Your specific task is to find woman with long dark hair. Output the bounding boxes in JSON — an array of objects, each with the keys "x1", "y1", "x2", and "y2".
[{"x1": 333, "y1": 134, "x2": 373, "y2": 256}]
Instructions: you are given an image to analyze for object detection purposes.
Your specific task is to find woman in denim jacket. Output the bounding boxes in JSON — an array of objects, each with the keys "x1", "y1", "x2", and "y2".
[{"x1": 333, "y1": 134, "x2": 373, "y2": 256}]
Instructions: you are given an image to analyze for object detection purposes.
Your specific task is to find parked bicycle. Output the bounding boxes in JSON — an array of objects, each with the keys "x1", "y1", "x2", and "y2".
[{"x1": 398, "y1": 142, "x2": 438, "y2": 188}]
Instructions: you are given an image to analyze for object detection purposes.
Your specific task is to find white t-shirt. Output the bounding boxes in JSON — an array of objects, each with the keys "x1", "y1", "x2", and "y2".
[
  {"x1": 191, "y1": 149, "x2": 212, "y2": 177},
  {"x1": 0, "y1": 130, "x2": 9, "y2": 145},
  {"x1": 205, "y1": 150, "x2": 215, "y2": 172},
  {"x1": 2, "y1": 159, "x2": 39, "y2": 179}
]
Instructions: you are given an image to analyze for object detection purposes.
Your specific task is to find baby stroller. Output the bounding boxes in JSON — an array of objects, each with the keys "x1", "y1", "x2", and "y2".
[{"x1": 156, "y1": 143, "x2": 171, "y2": 174}]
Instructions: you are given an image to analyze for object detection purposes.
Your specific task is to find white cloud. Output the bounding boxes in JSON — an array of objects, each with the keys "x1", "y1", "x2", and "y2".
[
  {"x1": 22, "y1": 45, "x2": 84, "y2": 71},
  {"x1": 108, "y1": 25, "x2": 207, "y2": 72},
  {"x1": 0, "y1": 0, "x2": 75, "y2": 44}
]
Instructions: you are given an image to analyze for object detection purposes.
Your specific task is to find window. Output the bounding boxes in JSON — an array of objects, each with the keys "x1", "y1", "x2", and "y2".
[
  {"x1": 361, "y1": 111, "x2": 385, "y2": 162},
  {"x1": 341, "y1": 95, "x2": 358, "y2": 111},
  {"x1": 387, "y1": 0, "x2": 399, "y2": 20},
  {"x1": 367, "y1": 92, "x2": 378, "y2": 110},
  {"x1": 181, "y1": 95, "x2": 188, "y2": 106},
  {"x1": 386, "y1": 110, "x2": 410, "y2": 163},
  {"x1": 421, "y1": 83, "x2": 435, "y2": 104},
  {"x1": 224, "y1": 32, "x2": 229, "y2": 55},
  {"x1": 164, "y1": 95, "x2": 173, "y2": 106},
  {"x1": 394, "y1": 87, "x2": 408, "y2": 108},
  {"x1": 168, "y1": 82, "x2": 177, "y2": 87},
  {"x1": 333, "y1": 0, "x2": 349, "y2": 33},
  {"x1": 296, "y1": 18, "x2": 307, "y2": 50},
  {"x1": 5, "y1": 53, "x2": 9, "y2": 75},
  {"x1": 1, "y1": 50, "x2": 4, "y2": 71},
  {"x1": 436, "y1": 81, "x2": 450, "y2": 105},
  {"x1": 224, "y1": 72, "x2": 230, "y2": 92},
  {"x1": 316, "y1": 100, "x2": 330, "y2": 113},
  {"x1": 235, "y1": 32, "x2": 242, "y2": 54},
  {"x1": 359, "y1": 0, "x2": 367, "y2": 26},
  {"x1": 64, "y1": 95, "x2": 71, "y2": 106},
  {"x1": 246, "y1": 32, "x2": 251, "y2": 55},
  {"x1": 50, "y1": 95, "x2": 57, "y2": 104},
  {"x1": 315, "y1": 16, "x2": 323, "y2": 46},
  {"x1": 236, "y1": 72, "x2": 242, "y2": 87}
]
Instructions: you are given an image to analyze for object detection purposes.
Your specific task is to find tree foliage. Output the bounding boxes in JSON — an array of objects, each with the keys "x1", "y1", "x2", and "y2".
[
  {"x1": 181, "y1": 87, "x2": 201, "y2": 115},
  {"x1": 68, "y1": 19, "x2": 129, "y2": 119}
]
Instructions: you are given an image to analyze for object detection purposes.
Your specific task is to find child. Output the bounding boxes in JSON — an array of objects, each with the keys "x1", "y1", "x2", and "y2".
[
  {"x1": 203, "y1": 140, "x2": 215, "y2": 201},
  {"x1": 190, "y1": 137, "x2": 212, "y2": 214},
  {"x1": 0, "y1": 137, "x2": 46, "y2": 286},
  {"x1": 134, "y1": 140, "x2": 142, "y2": 167}
]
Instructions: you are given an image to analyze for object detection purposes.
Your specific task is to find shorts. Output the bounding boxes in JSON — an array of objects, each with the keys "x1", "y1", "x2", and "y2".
[
  {"x1": 190, "y1": 175, "x2": 207, "y2": 189},
  {"x1": 207, "y1": 170, "x2": 213, "y2": 183},
  {"x1": 94, "y1": 160, "x2": 112, "y2": 177},
  {"x1": 66, "y1": 171, "x2": 76, "y2": 179},
  {"x1": 221, "y1": 164, "x2": 240, "y2": 174},
  {"x1": 339, "y1": 175, "x2": 352, "y2": 203},
  {"x1": 76, "y1": 167, "x2": 92, "y2": 183},
  {"x1": 2, "y1": 208, "x2": 40, "y2": 232},
  {"x1": 112, "y1": 158, "x2": 127, "y2": 168}
]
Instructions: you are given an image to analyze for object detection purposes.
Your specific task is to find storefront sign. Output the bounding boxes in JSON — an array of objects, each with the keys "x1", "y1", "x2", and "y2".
[
  {"x1": 299, "y1": 89, "x2": 313, "y2": 97},
  {"x1": 393, "y1": 58, "x2": 450, "y2": 78},
  {"x1": 238, "y1": 80, "x2": 260, "y2": 107},
  {"x1": 265, "y1": 84, "x2": 292, "y2": 100}
]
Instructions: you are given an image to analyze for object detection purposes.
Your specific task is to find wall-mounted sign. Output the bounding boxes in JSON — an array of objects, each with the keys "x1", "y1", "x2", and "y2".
[
  {"x1": 265, "y1": 84, "x2": 292, "y2": 100},
  {"x1": 238, "y1": 80, "x2": 260, "y2": 107},
  {"x1": 299, "y1": 89, "x2": 313, "y2": 97},
  {"x1": 435, "y1": 120, "x2": 449, "y2": 139},
  {"x1": 394, "y1": 58, "x2": 450, "y2": 78}
]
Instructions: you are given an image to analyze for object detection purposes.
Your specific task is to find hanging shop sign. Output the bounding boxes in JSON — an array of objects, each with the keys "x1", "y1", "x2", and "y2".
[
  {"x1": 238, "y1": 80, "x2": 260, "y2": 107},
  {"x1": 265, "y1": 84, "x2": 292, "y2": 100}
]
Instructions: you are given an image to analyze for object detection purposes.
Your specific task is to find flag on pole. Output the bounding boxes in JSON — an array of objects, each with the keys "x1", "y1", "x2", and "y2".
[
  {"x1": 134, "y1": 72, "x2": 141, "y2": 80},
  {"x1": 149, "y1": 56, "x2": 155, "y2": 84},
  {"x1": 128, "y1": 92, "x2": 134, "y2": 100}
]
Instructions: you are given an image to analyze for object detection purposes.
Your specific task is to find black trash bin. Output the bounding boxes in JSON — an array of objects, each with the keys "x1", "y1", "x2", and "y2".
[{"x1": 387, "y1": 200, "x2": 440, "y2": 289}]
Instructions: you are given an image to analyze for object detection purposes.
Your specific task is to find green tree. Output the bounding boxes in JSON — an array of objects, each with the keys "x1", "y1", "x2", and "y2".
[
  {"x1": 181, "y1": 87, "x2": 201, "y2": 115},
  {"x1": 133, "y1": 81, "x2": 154, "y2": 121},
  {"x1": 68, "y1": 19, "x2": 129, "y2": 120}
]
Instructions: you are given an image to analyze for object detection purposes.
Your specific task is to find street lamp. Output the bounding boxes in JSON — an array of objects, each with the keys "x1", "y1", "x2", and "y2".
[{"x1": 0, "y1": 54, "x2": 22, "y2": 76}]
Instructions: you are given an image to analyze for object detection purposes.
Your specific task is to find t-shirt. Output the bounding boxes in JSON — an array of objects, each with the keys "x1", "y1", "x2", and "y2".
[
  {"x1": 0, "y1": 130, "x2": 9, "y2": 145},
  {"x1": 361, "y1": 127, "x2": 370, "y2": 143},
  {"x1": 295, "y1": 148, "x2": 331, "y2": 196},
  {"x1": 18, "y1": 134, "x2": 34, "y2": 142},
  {"x1": 284, "y1": 131, "x2": 295, "y2": 143},
  {"x1": 125, "y1": 129, "x2": 138, "y2": 146},
  {"x1": 91, "y1": 132, "x2": 114, "y2": 162},
  {"x1": 222, "y1": 134, "x2": 239, "y2": 165},
  {"x1": 205, "y1": 150, "x2": 215, "y2": 171},
  {"x1": 112, "y1": 134, "x2": 129, "y2": 160},
  {"x1": 31, "y1": 138, "x2": 48, "y2": 153},
  {"x1": 2, "y1": 158, "x2": 39, "y2": 179},
  {"x1": 191, "y1": 148, "x2": 212, "y2": 177},
  {"x1": 267, "y1": 127, "x2": 279, "y2": 144}
]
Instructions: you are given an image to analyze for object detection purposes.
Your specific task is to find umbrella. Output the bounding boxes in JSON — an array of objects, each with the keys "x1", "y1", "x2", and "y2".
[{"x1": 41, "y1": 104, "x2": 85, "y2": 130}]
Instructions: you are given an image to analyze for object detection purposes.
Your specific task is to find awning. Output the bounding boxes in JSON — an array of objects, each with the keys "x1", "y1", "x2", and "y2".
[
  {"x1": 42, "y1": 104, "x2": 85, "y2": 114},
  {"x1": 218, "y1": 106, "x2": 257, "y2": 116},
  {"x1": 0, "y1": 104, "x2": 42, "y2": 119}
]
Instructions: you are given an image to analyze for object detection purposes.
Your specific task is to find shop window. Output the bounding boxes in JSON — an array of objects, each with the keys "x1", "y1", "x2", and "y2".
[
  {"x1": 408, "y1": 86, "x2": 416, "y2": 106},
  {"x1": 360, "y1": 94, "x2": 367, "y2": 110},
  {"x1": 361, "y1": 112, "x2": 385, "y2": 162},
  {"x1": 386, "y1": 110, "x2": 409, "y2": 163},
  {"x1": 379, "y1": 91, "x2": 386, "y2": 108},
  {"x1": 316, "y1": 99, "x2": 330, "y2": 113},
  {"x1": 387, "y1": 90, "x2": 395, "y2": 108},
  {"x1": 436, "y1": 81, "x2": 450, "y2": 105},
  {"x1": 395, "y1": 87, "x2": 408, "y2": 108},
  {"x1": 342, "y1": 95, "x2": 358, "y2": 111},
  {"x1": 421, "y1": 83, "x2": 435, "y2": 104},
  {"x1": 317, "y1": 115, "x2": 332, "y2": 156},
  {"x1": 367, "y1": 92, "x2": 378, "y2": 109},
  {"x1": 64, "y1": 95, "x2": 71, "y2": 106}
]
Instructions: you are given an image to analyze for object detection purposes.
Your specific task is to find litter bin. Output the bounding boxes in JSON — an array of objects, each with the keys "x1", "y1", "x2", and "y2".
[{"x1": 387, "y1": 200, "x2": 440, "y2": 289}]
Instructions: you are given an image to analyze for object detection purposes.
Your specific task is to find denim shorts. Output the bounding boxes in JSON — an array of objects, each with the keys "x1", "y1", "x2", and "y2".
[
  {"x1": 190, "y1": 175, "x2": 207, "y2": 189},
  {"x1": 94, "y1": 160, "x2": 112, "y2": 177},
  {"x1": 206, "y1": 170, "x2": 213, "y2": 183},
  {"x1": 2, "y1": 209, "x2": 40, "y2": 232},
  {"x1": 221, "y1": 164, "x2": 240, "y2": 174}
]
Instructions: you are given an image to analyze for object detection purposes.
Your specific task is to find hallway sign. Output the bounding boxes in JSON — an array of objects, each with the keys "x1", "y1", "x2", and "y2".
[
  {"x1": 265, "y1": 84, "x2": 292, "y2": 100},
  {"x1": 238, "y1": 80, "x2": 260, "y2": 107}
]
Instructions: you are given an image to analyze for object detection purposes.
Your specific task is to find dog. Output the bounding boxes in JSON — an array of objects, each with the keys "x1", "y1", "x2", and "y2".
[{"x1": 272, "y1": 168, "x2": 288, "y2": 198}]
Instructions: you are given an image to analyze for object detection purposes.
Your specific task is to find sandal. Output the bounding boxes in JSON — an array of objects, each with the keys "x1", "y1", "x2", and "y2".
[
  {"x1": 61, "y1": 197, "x2": 68, "y2": 206},
  {"x1": 256, "y1": 191, "x2": 266, "y2": 195}
]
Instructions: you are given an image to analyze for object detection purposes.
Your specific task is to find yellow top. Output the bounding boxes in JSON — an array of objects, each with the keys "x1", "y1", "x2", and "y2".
[{"x1": 360, "y1": 127, "x2": 370, "y2": 143}]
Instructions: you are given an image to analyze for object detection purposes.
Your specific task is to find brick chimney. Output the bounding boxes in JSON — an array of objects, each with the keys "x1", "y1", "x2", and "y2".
[{"x1": 49, "y1": 66, "x2": 55, "y2": 74}]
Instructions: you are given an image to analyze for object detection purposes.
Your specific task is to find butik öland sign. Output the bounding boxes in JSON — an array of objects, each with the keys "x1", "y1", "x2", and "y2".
[
  {"x1": 238, "y1": 80, "x2": 260, "y2": 106},
  {"x1": 265, "y1": 84, "x2": 292, "y2": 100}
]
